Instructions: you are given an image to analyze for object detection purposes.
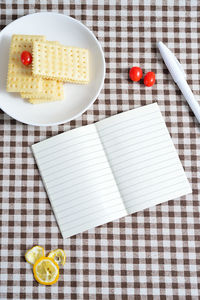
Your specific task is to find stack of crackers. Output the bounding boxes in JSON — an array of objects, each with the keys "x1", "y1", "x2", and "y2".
[{"x1": 7, "y1": 35, "x2": 89, "y2": 104}]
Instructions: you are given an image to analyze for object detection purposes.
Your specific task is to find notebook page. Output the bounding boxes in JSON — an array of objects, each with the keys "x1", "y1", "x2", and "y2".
[
  {"x1": 96, "y1": 103, "x2": 192, "y2": 214},
  {"x1": 32, "y1": 124, "x2": 127, "y2": 239}
]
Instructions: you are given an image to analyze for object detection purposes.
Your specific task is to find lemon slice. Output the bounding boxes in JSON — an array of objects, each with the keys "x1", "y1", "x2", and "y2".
[
  {"x1": 25, "y1": 246, "x2": 45, "y2": 265},
  {"x1": 47, "y1": 249, "x2": 66, "y2": 266},
  {"x1": 33, "y1": 257, "x2": 59, "y2": 285}
]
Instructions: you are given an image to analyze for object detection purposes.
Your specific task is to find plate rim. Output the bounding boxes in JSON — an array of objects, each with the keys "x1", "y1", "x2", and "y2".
[{"x1": 0, "y1": 12, "x2": 105, "y2": 126}]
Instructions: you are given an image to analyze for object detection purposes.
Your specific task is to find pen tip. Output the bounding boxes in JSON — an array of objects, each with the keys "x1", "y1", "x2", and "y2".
[{"x1": 157, "y1": 41, "x2": 163, "y2": 48}]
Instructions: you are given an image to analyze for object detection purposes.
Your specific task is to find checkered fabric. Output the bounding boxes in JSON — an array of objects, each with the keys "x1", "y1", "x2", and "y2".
[{"x1": 0, "y1": 0, "x2": 200, "y2": 299}]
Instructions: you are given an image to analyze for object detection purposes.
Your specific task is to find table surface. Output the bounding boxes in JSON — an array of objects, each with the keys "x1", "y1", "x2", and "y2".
[{"x1": 0, "y1": 1, "x2": 200, "y2": 299}]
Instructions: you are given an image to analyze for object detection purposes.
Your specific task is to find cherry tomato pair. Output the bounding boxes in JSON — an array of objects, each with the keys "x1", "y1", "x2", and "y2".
[
  {"x1": 129, "y1": 66, "x2": 155, "y2": 87},
  {"x1": 21, "y1": 51, "x2": 32, "y2": 66}
]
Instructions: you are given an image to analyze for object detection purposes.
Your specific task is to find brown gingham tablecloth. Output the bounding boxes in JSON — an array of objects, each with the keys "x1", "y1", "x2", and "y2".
[{"x1": 0, "y1": 1, "x2": 200, "y2": 299}]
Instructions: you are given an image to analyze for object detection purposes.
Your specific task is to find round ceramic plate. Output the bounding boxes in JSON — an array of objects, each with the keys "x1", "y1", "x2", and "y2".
[{"x1": 0, "y1": 12, "x2": 105, "y2": 126}]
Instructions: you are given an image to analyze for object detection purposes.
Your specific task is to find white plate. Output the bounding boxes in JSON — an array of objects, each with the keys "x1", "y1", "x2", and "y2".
[{"x1": 0, "y1": 12, "x2": 105, "y2": 126}]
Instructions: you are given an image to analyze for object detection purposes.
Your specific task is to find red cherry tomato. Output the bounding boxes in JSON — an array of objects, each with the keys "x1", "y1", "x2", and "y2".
[
  {"x1": 144, "y1": 72, "x2": 156, "y2": 87},
  {"x1": 21, "y1": 51, "x2": 32, "y2": 66},
  {"x1": 129, "y1": 66, "x2": 143, "y2": 82}
]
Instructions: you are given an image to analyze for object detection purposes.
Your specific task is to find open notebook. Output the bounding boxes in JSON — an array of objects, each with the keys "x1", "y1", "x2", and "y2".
[{"x1": 32, "y1": 103, "x2": 192, "y2": 238}]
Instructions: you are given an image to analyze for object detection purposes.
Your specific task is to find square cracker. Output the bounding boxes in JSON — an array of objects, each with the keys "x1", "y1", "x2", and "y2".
[
  {"x1": 32, "y1": 41, "x2": 89, "y2": 83},
  {"x1": 21, "y1": 79, "x2": 64, "y2": 100},
  {"x1": 7, "y1": 35, "x2": 45, "y2": 93}
]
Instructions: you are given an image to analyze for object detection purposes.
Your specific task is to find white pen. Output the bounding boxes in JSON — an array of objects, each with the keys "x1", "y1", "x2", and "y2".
[{"x1": 158, "y1": 41, "x2": 200, "y2": 124}]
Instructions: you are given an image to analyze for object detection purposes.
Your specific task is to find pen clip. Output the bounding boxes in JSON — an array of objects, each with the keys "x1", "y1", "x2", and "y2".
[{"x1": 174, "y1": 55, "x2": 187, "y2": 79}]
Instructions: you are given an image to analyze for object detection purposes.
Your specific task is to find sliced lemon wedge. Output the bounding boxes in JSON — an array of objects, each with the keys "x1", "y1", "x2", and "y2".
[
  {"x1": 47, "y1": 249, "x2": 66, "y2": 266},
  {"x1": 33, "y1": 257, "x2": 59, "y2": 285},
  {"x1": 25, "y1": 245, "x2": 44, "y2": 265}
]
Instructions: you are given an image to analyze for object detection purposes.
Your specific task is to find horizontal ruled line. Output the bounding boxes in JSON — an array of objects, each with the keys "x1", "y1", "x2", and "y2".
[
  {"x1": 57, "y1": 197, "x2": 122, "y2": 220},
  {"x1": 46, "y1": 164, "x2": 111, "y2": 184},
  {"x1": 41, "y1": 135, "x2": 175, "y2": 181},
  {"x1": 97, "y1": 109, "x2": 158, "y2": 132},
  {"x1": 119, "y1": 165, "x2": 183, "y2": 189},
  {"x1": 98, "y1": 122, "x2": 165, "y2": 144},
  {"x1": 45, "y1": 148, "x2": 177, "y2": 197},
  {"x1": 39, "y1": 141, "x2": 102, "y2": 166},
  {"x1": 55, "y1": 191, "x2": 121, "y2": 213},
  {"x1": 125, "y1": 185, "x2": 190, "y2": 212},
  {"x1": 41, "y1": 150, "x2": 106, "y2": 173},
  {"x1": 50, "y1": 157, "x2": 180, "y2": 205},
  {"x1": 99, "y1": 117, "x2": 163, "y2": 139},
  {"x1": 61, "y1": 208, "x2": 126, "y2": 232},
  {"x1": 121, "y1": 174, "x2": 185, "y2": 198},
  {"x1": 49, "y1": 177, "x2": 115, "y2": 197},
  {"x1": 124, "y1": 178, "x2": 187, "y2": 203},
  {"x1": 44, "y1": 143, "x2": 174, "y2": 184},
  {"x1": 33, "y1": 129, "x2": 96, "y2": 155},
  {"x1": 103, "y1": 131, "x2": 169, "y2": 153},
  {"x1": 53, "y1": 184, "x2": 120, "y2": 204},
  {"x1": 47, "y1": 169, "x2": 113, "y2": 191},
  {"x1": 36, "y1": 117, "x2": 165, "y2": 163},
  {"x1": 109, "y1": 149, "x2": 176, "y2": 170},
  {"x1": 110, "y1": 152, "x2": 177, "y2": 174},
  {"x1": 53, "y1": 159, "x2": 179, "y2": 206}
]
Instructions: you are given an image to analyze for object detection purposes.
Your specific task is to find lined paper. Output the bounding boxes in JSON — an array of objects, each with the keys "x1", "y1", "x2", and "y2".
[
  {"x1": 32, "y1": 124, "x2": 127, "y2": 238},
  {"x1": 32, "y1": 103, "x2": 192, "y2": 239},
  {"x1": 96, "y1": 103, "x2": 192, "y2": 214}
]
